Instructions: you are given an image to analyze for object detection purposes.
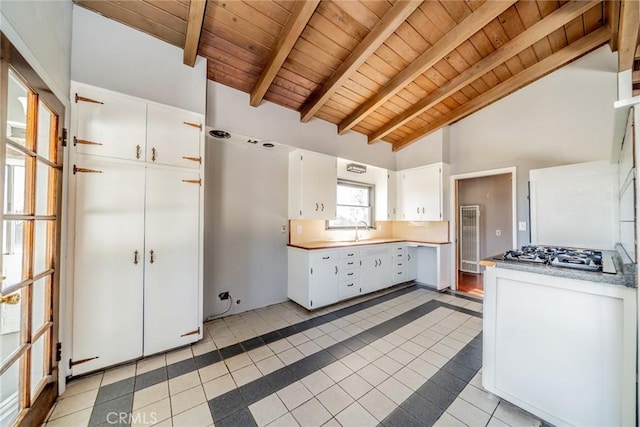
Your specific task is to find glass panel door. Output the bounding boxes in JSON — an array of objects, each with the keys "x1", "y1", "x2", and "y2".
[{"x1": 0, "y1": 61, "x2": 62, "y2": 426}]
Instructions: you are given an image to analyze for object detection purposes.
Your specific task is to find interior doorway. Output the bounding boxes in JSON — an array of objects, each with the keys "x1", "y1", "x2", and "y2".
[{"x1": 450, "y1": 168, "x2": 517, "y2": 296}]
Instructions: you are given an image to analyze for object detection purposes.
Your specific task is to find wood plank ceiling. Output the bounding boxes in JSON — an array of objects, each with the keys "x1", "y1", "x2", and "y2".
[{"x1": 74, "y1": 0, "x2": 637, "y2": 151}]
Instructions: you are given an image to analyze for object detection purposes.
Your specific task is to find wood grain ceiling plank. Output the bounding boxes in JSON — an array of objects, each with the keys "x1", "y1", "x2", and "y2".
[
  {"x1": 299, "y1": 0, "x2": 421, "y2": 122},
  {"x1": 315, "y1": 111, "x2": 342, "y2": 124},
  {"x1": 266, "y1": 80, "x2": 309, "y2": 104},
  {"x1": 75, "y1": 1, "x2": 185, "y2": 47},
  {"x1": 294, "y1": 38, "x2": 344, "y2": 70},
  {"x1": 368, "y1": 0, "x2": 599, "y2": 143},
  {"x1": 211, "y1": 0, "x2": 285, "y2": 37},
  {"x1": 264, "y1": 90, "x2": 303, "y2": 110},
  {"x1": 201, "y1": 16, "x2": 273, "y2": 57},
  {"x1": 144, "y1": 0, "x2": 188, "y2": 20},
  {"x1": 271, "y1": 75, "x2": 314, "y2": 99},
  {"x1": 565, "y1": 15, "x2": 586, "y2": 43},
  {"x1": 276, "y1": 68, "x2": 319, "y2": 92},
  {"x1": 112, "y1": 0, "x2": 188, "y2": 33},
  {"x1": 183, "y1": 0, "x2": 207, "y2": 66},
  {"x1": 287, "y1": 47, "x2": 337, "y2": 77},
  {"x1": 209, "y1": 69, "x2": 253, "y2": 92},
  {"x1": 392, "y1": 26, "x2": 611, "y2": 151},
  {"x1": 583, "y1": 4, "x2": 604, "y2": 33},
  {"x1": 209, "y1": 61, "x2": 258, "y2": 84},
  {"x1": 199, "y1": 31, "x2": 266, "y2": 66},
  {"x1": 245, "y1": 0, "x2": 292, "y2": 26},
  {"x1": 307, "y1": 10, "x2": 360, "y2": 51},
  {"x1": 546, "y1": 26, "x2": 569, "y2": 52},
  {"x1": 335, "y1": 0, "x2": 391, "y2": 29},
  {"x1": 204, "y1": 2, "x2": 279, "y2": 50},
  {"x1": 281, "y1": 59, "x2": 326, "y2": 84},
  {"x1": 301, "y1": 26, "x2": 351, "y2": 60},
  {"x1": 338, "y1": 0, "x2": 517, "y2": 135},
  {"x1": 199, "y1": 44, "x2": 263, "y2": 75},
  {"x1": 617, "y1": 0, "x2": 639, "y2": 70},
  {"x1": 318, "y1": 1, "x2": 371, "y2": 41}
]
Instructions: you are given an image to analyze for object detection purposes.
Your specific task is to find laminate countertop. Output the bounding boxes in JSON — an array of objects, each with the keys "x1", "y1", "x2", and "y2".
[
  {"x1": 288, "y1": 239, "x2": 451, "y2": 250},
  {"x1": 481, "y1": 245, "x2": 636, "y2": 288}
]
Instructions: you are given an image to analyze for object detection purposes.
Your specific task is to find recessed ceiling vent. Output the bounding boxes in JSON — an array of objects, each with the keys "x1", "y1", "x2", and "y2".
[
  {"x1": 209, "y1": 129, "x2": 231, "y2": 139},
  {"x1": 346, "y1": 163, "x2": 367, "y2": 174}
]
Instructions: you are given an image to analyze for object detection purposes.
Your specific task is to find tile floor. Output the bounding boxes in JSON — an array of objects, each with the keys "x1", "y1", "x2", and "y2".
[{"x1": 43, "y1": 283, "x2": 546, "y2": 427}]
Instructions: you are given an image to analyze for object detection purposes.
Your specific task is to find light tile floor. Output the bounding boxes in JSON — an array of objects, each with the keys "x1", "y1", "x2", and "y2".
[{"x1": 43, "y1": 284, "x2": 545, "y2": 427}]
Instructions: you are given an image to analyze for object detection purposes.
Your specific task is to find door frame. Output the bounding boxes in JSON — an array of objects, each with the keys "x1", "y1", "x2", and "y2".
[
  {"x1": 0, "y1": 32, "x2": 66, "y2": 427},
  {"x1": 449, "y1": 167, "x2": 517, "y2": 291}
]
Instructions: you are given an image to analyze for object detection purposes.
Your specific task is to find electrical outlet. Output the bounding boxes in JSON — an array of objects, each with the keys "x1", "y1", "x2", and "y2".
[
  {"x1": 281, "y1": 225, "x2": 286, "y2": 233},
  {"x1": 496, "y1": 229, "x2": 501, "y2": 236},
  {"x1": 296, "y1": 225, "x2": 302, "y2": 234},
  {"x1": 518, "y1": 221, "x2": 527, "y2": 231}
]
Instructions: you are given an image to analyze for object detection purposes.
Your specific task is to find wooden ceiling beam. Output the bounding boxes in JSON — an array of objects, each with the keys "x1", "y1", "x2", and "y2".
[
  {"x1": 250, "y1": 0, "x2": 320, "y2": 107},
  {"x1": 183, "y1": 0, "x2": 207, "y2": 67},
  {"x1": 368, "y1": 0, "x2": 601, "y2": 144},
  {"x1": 392, "y1": 27, "x2": 612, "y2": 152},
  {"x1": 617, "y1": 0, "x2": 640, "y2": 71},
  {"x1": 299, "y1": 0, "x2": 423, "y2": 123},
  {"x1": 337, "y1": 0, "x2": 517, "y2": 135}
]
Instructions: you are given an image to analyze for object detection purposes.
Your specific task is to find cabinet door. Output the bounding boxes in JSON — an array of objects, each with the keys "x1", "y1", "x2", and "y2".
[
  {"x1": 72, "y1": 156, "x2": 145, "y2": 374},
  {"x1": 360, "y1": 254, "x2": 379, "y2": 294},
  {"x1": 422, "y1": 164, "x2": 442, "y2": 220},
  {"x1": 402, "y1": 169, "x2": 423, "y2": 221},
  {"x1": 144, "y1": 168, "x2": 201, "y2": 355},
  {"x1": 387, "y1": 171, "x2": 397, "y2": 220},
  {"x1": 303, "y1": 152, "x2": 337, "y2": 220},
  {"x1": 74, "y1": 85, "x2": 147, "y2": 161},
  {"x1": 146, "y1": 104, "x2": 202, "y2": 169},
  {"x1": 407, "y1": 246, "x2": 417, "y2": 281},
  {"x1": 309, "y1": 262, "x2": 340, "y2": 308},
  {"x1": 377, "y1": 248, "x2": 393, "y2": 289}
]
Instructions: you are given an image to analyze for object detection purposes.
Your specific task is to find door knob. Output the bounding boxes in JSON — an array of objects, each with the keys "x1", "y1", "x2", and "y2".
[{"x1": 0, "y1": 293, "x2": 20, "y2": 305}]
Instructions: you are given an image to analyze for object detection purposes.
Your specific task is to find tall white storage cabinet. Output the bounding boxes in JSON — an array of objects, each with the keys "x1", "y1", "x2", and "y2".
[{"x1": 70, "y1": 82, "x2": 204, "y2": 375}]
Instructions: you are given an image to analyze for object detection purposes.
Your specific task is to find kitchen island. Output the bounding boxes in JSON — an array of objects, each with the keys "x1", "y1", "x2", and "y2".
[{"x1": 481, "y1": 248, "x2": 636, "y2": 427}]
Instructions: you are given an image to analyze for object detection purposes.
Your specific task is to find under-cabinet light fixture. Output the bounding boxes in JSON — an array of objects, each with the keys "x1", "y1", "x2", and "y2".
[{"x1": 346, "y1": 163, "x2": 367, "y2": 174}]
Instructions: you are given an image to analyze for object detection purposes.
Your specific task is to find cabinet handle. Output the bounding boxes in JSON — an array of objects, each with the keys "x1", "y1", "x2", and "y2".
[
  {"x1": 347, "y1": 272, "x2": 354, "y2": 276},
  {"x1": 136, "y1": 145, "x2": 141, "y2": 159},
  {"x1": 393, "y1": 208, "x2": 396, "y2": 214},
  {"x1": 408, "y1": 254, "x2": 411, "y2": 261},
  {"x1": 321, "y1": 203, "x2": 324, "y2": 211},
  {"x1": 322, "y1": 256, "x2": 330, "y2": 260},
  {"x1": 347, "y1": 253, "x2": 354, "y2": 257},
  {"x1": 397, "y1": 254, "x2": 402, "y2": 257},
  {"x1": 347, "y1": 283, "x2": 354, "y2": 287},
  {"x1": 134, "y1": 250, "x2": 139, "y2": 265},
  {"x1": 374, "y1": 259, "x2": 378, "y2": 267},
  {"x1": 422, "y1": 207, "x2": 425, "y2": 214},
  {"x1": 417, "y1": 207, "x2": 419, "y2": 214},
  {"x1": 335, "y1": 266, "x2": 338, "y2": 275},
  {"x1": 149, "y1": 250, "x2": 155, "y2": 264},
  {"x1": 315, "y1": 203, "x2": 319, "y2": 211},
  {"x1": 347, "y1": 261, "x2": 354, "y2": 265},
  {"x1": 397, "y1": 271, "x2": 402, "y2": 275},
  {"x1": 151, "y1": 147, "x2": 157, "y2": 162},
  {"x1": 378, "y1": 258, "x2": 382, "y2": 266}
]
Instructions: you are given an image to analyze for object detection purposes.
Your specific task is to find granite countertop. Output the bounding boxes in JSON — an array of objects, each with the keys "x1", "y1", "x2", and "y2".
[
  {"x1": 288, "y1": 238, "x2": 451, "y2": 250},
  {"x1": 483, "y1": 245, "x2": 636, "y2": 288}
]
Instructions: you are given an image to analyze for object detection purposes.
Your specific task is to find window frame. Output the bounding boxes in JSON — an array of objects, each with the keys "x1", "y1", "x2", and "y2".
[{"x1": 326, "y1": 179, "x2": 376, "y2": 230}]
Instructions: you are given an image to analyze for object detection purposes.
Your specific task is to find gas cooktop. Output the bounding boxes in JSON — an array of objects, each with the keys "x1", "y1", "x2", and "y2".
[{"x1": 500, "y1": 245, "x2": 615, "y2": 273}]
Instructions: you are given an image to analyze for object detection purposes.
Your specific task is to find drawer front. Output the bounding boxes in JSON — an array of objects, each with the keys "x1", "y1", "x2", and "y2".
[
  {"x1": 393, "y1": 270, "x2": 407, "y2": 283},
  {"x1": 340, "y1": 249, "x2": 360, "y2": 259},
  {"x1": 393, "y1": 260, "x2": 406, "y2": 271},
  {"x1": 394, "y1": 252, "x2": 405, "y2": 261},
  {"x1": 310, "y1": 251, "x2": 339, "y2": 263},
  {"x1": 340, "y1": 279, "x2": 360, "y2": 299},
  {"x1": 393, "y1": 245, "x2": 405, "y2": 255},
  {"x1": 340, "y1": 267, "x2": 360, "y2": 281},
  {"x1": 340, "y1": 258, "x2": 360, "y2": 269}
]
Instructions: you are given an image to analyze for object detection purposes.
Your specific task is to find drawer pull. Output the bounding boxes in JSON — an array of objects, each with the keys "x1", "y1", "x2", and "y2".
[
  {"x1": 335, "y1": 266, "x2": 338, "y2": 275},
  {"x1": 347, "y1": 272, "x2": 354, "y2": 276},
  {"x1": 347, "y1": 262, "x2": 354, "y2": 265},
  {"x1": 347, "y1": 283, "x2": 354, "y2": 287},
  {"x1": 323, "y1": 256, "x2": 330, "y2": 260},
  {"x1": 347, "y1": 253, "x2": 354, "y2": 257},
  {"x1": 397, "y1": 254, "x2": 402, "y2": 257}
]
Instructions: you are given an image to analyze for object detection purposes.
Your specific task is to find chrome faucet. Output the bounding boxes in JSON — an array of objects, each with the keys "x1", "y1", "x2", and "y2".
[{"x1": 354, "y1": 221, "x2": 369, "y2": 242}]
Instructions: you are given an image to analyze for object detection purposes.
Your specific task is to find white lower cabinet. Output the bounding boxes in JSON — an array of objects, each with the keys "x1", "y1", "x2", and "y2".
[
  {"x1": 71, "y1": 155, "x2": 202, "y2": 374},
  {"x1": 407, "y1": 246, "x2": 417, "y2": 281},
  {"x1": 361, "y1": 246, "x2": 393, "y2": 294}
]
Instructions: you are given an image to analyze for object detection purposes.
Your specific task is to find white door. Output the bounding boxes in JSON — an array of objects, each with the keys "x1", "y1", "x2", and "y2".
[
  {"x1": 74, "y1": 84, "x2": 147, "y2": 162},
  {"x1": 72, "y1": 156, "x2": 145, "y2": 374},
  {"x1": 309, "y1": 262, "x2": 340, "y2": 309},
  {"x1": 146, "y1": 104, "x2": 202, "y2": 169},
  {"x1": 360, "y1": 252, "x2": 382, "y2": 294},
  {"x1": 143, "y1": 168, "x2": 201, "y2": 355}
]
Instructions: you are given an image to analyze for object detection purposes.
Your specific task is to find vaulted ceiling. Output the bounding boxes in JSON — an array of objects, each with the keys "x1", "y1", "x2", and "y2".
[{"x1": 74, "y1": 0, "x2": 639, "y2": 151}]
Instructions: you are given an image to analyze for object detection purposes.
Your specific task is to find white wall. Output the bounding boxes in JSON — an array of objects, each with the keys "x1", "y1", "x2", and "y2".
[
  {"x1": 395, "y1": 128, "x2": 448, "y2": 170},
  {"x1": 204, "y1": 137, "x2": 289, "y2": 318},
  {"x1": 208, "y1": 82, "x2": 396, "y2": 170},
  {"x1": 449, "y1": 45, "x2": 618, "y2": 246},
  {"x1": 71, "y1": 6, "x2": 206, "y2": 114},
  {"x1": 0, "y1": 0, "x2": 73, "y2": 105}
]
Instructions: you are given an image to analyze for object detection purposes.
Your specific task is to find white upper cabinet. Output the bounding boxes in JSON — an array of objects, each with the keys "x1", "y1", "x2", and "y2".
[
  {"x1": 146, "y1": 104, "x2": 203, "y2": 168},
  {"x1": 387, "y1": 171, "x2": 398, "y2": 220},
  {"x1": 74, "y1": 83, "x2": 147, "y2": 161},
  {"x1": 401, "y1": 163, "x2": 444, "y2": 221},
  {"x1": 289, "y1": 149, "x2": 337, "y2": 220}
]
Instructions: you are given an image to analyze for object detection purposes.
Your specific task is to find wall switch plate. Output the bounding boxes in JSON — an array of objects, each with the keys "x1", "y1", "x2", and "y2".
[
  {"x1": 519, "y1": 221, "x2": 527, "y2": 231},
  {"x1": 296, "y1": 225, "x2": 302, "y2": 234},
  {"x1": 496, "y1": 229, "x2": 501, "y2": 236}
]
